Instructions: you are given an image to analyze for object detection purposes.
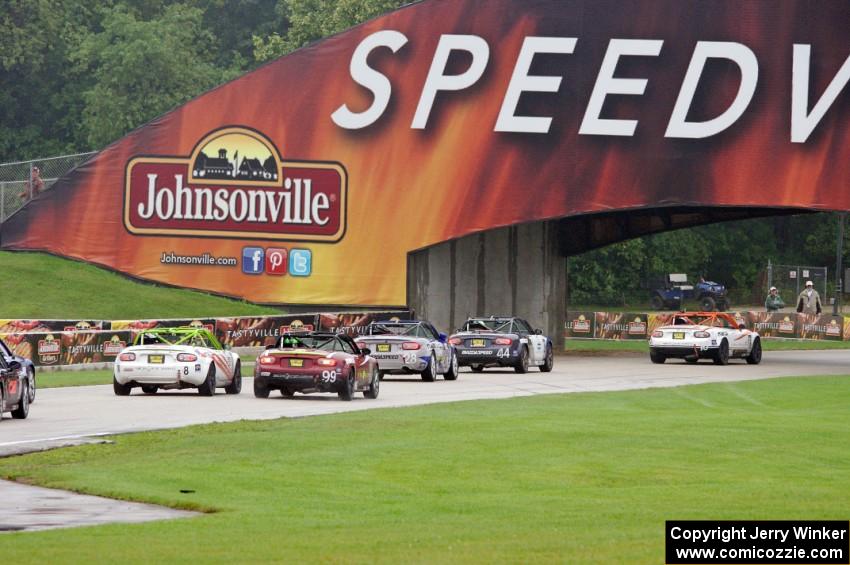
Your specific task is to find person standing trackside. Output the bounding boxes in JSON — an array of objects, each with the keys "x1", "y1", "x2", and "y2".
[
  {"x1": 765, "y1": 286, "x2": 785, "y2": 312},
  {"x1": 796, "y1": 281, "x2": 822, "y2": 315}
]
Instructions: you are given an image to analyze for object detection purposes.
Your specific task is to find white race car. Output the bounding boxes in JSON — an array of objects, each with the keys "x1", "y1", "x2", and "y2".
[
  {"x1": 113, "y1": 327, "x2": 241, "y2": 395},
  {"x1": 355, "y1": 320, "x2": 458, "y2": 381},
  {"x1": 649, "y1": 312, "x2": 762, "y2": 365}
]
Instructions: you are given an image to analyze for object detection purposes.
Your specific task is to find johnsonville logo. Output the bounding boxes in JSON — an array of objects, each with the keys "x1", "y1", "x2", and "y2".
[
  {"x1": 102, "y1": 336, "x2": 127, "y2": 356},
  {"x1": 568, "y1": 315, "x2": 591, "y2": 333},
  {"x1": 627, "y1": 318, "x2": 647, "y2": 335},
  {"x1": 38, "y1": 335, "x2": 60, "y2": 365},
  {"x1": 124, "y1": 127, "x2": 347, "y2": 242}
]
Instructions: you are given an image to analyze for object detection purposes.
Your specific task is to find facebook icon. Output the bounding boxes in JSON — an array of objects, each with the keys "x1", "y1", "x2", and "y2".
[{"x1": 242, "y1": 247, "x2": 265, "y2": 275}]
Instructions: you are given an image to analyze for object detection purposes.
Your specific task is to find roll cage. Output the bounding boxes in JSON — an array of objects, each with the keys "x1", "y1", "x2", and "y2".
[{"x1": 132, "y1": 327, "x2": 224, "y2": 349}]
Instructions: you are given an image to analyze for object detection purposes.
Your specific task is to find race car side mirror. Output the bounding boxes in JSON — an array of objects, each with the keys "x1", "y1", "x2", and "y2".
[
  {"x1": 224, "y1": 344, "x2": 232, "y2": 350},
  {"x1": 265, "y1": 343, "x2": 276, "y2": 350},
  {"x1": 438, "y1": 333, "x2": 447, "y2": 343},
  {"x1": 360, "y1": 347, "x2": 371, "y2": 356},
  {"x1": 6, "y1": 360, "x2": 21, "y2": 372},
  {"x1": 738, "y1": 324, "x2": 746, "y2": 330},
  {"x1": 534, "y1": 329, "x2": 543, "y2": 335}
]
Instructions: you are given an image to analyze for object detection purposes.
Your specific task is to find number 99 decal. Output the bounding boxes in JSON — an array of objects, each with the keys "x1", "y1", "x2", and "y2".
[{"x1": 321, "y1": 370, "x2": 336, "y2": 383}]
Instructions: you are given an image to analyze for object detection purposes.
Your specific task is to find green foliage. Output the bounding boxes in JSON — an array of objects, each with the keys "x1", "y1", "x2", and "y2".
[
  {"x1": 568, "y1": 213, "x2": 850, "y2": 307},
  {"x1": 253, "y1": 0, "x2": 409, "y2": 61},
  {"x1": 73, "y1": 5, "x2": 232, "y2": 148}
]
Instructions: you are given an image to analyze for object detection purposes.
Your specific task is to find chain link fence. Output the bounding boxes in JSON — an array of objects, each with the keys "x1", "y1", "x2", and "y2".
[{"x1": 0, "y1": 152, "x2": 96, "y2": 222}]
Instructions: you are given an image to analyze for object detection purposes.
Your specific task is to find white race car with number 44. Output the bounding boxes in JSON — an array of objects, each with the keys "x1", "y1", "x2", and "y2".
[{"x1": 649, "y1": 312, "x2": 762, "y2": 365}]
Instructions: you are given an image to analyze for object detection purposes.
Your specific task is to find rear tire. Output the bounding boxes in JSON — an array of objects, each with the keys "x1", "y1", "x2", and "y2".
[
  {"x1": 514, "y1": 346, "x2": 529, "y2": 374},
  {"x1": 650, "y1": 350, "x2": 666, "y2": 364},
  {"x1": 713, "y1": 340, "x2": 730, "y2": 365},
  {"x1": 339, "y1": 371, "x2": 355, "y2": 401},
  {"x1": 141, "y1": 385, "x2": 158, "y2": 394},
  {"x1": 701, "y1": 296, "x2": 717, "y2": 311},
  {"x1": 253, "y1": 376, "x2": 270, "y2": 398},
  {"x1": 26, "y1": 367, "x2": 35, "y2": 404},
  {"x1": 281, "y1": 387, "x2": 295, "y2": 398},
  {"x1": 421, "y1": 352, "x2": 436, "y2": 382},
  {"x1": 113, "y1": 375, "x2": 132, "y2": 396},
  {"x1": 540, "y1": 344, "x2": 554, "y2": 372},
  {"x1": 364, "y1": 367, "x2": 380, "y2": 399},
  {"x1": 443, "y1": 352, "x2": 459, "y2": 381},
  {"x1": 11, "y1": 381, "x2": 29, "y2": 419},
  {"x1": 650, "y1": 295, "x2": 664, "y2": 310},
  {"x1": 745, "y1": 337, "x2": 762, "y2": 365},
  {"x1": 225, "y1": 361, "x2": 242, "y2": 394},
  {"x1": 198, "y1": 366, "x2": 216, "y2": 396}
]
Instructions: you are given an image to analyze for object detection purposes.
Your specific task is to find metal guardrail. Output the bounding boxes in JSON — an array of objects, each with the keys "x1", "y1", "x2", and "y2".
[{"x1": 0, "y1": 151, "x2": 96, "y2": 222}]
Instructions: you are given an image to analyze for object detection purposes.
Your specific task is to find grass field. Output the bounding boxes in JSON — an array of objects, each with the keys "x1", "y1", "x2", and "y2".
[
  {"x1": 1, "y1": 376, "x2": 848, "y2": 563},
  {"x1": 565, "y1": 338, "x2": 850, "y2": 353},
  {"x1": 0, "y1": 251, "x2": 277, "y2": 319}
]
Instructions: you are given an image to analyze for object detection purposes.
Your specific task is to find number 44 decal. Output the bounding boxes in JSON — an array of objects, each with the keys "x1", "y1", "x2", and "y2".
[{"x1": 496, "y1": 348, "x2": 510, "y2": 358}]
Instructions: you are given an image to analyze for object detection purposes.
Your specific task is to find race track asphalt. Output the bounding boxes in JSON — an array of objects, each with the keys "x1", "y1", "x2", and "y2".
[{"x1": 2, "y1": 349, "x2": 848, "y2": 456}]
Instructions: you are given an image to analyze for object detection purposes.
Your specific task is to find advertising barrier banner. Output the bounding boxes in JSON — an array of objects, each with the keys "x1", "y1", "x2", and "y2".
[
  {"x1": 2, "y1": 1, "x2": 850, "y2": 307},
  {"x1": 567, "y1": 311, "x2": 850, "y2": 346},
  {"x1": 0, "y1": 310, "x2": 410, "y2": 366}
]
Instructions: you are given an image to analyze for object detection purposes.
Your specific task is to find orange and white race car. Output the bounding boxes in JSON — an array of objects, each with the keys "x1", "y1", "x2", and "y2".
[{"x1": 649, "y1": 312, "x2": 761, "y2": 365}]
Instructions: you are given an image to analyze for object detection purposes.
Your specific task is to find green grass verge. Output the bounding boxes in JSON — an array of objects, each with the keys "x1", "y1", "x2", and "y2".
[
  {"x1": 0, "y1": 251, "x2": 277, "y2": 319},
  {"x1": 36, "y1": 370, "x2": 114, "y2": 388},
  {"x1": 1, "y1": 376, "x2": 848, "y2": 563},
  {"x1": 36, "y1": 364, "x2": 255, "y2": 389},
  {"x1": 565, "y1": 338, "x2": 850, "y2": 353}
]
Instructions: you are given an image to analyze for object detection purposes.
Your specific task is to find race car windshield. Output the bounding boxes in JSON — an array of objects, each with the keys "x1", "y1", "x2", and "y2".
[
  {"x1": 370, "y1": 323, "x2": 419, "y2": 336},
  {"x1": 466, "y1": 319, "x2": 512, "y2": 332},
  {"x1": 278, "y1": 335, "x2": 338, "y2": 351}
]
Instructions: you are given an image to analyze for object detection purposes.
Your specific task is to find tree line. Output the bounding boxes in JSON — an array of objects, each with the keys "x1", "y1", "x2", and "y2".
[{"x1": 0, "y1": 0, "x2": 408, "y2": 162}]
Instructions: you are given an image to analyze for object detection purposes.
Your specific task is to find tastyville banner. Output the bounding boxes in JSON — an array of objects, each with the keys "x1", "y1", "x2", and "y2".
[
  {"x1": 3, "y1": 1, "x2": 850, "y2": 306},
  {"x1": 568, "y1": 311, "x2": 845, "y2": 343},
  {"x1": 0, "y1": 310, "x2": 410, "y2": 366}
]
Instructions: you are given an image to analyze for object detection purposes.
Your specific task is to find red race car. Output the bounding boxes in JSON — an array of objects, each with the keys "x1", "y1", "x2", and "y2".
[{"x1": 254, "y1": 332, "x2": 379, "y2": 401}]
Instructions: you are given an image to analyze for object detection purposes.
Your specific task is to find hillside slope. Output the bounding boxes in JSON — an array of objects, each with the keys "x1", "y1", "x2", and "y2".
[{"x1": 0, "y1": 251, "x2": 279, "y2": 320}]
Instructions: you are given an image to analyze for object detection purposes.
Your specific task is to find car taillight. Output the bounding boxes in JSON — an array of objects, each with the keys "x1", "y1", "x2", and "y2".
[
  {"x1": 402, "y1": 342, "x2": 420, "y2": 350},
  {"x1": 494, "y1": 338, "x2": 512, "y2": 345},
  {"x1": 448, "y1": 337, "x2": 462, "y2": 345},
  {"x1": 317, "y1": 358, "x2": 337, "y2": 366},
  {"x1": 693, "y1": 331, "x2": 710, "y2": 338},
  {"x1": 651, "y1": 331, "x2": 663, "y2": 338},
  {"x1": 119, "y1": 352, "x2": 136, "y2": 361},
  {"x1": 177, "y1": 353, "x2": 197, "y2": 362},
  {"x1": 259, "y1": 355, "x2": 275, "y2": 364}
]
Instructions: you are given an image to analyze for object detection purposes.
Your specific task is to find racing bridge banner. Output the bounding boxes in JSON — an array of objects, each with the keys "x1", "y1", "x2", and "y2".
[{"x1": 3, "y1": 0, "x2": 850, "y2": 305}]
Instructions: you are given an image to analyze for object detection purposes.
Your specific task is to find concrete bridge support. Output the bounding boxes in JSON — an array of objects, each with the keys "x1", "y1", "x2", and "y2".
[{"x1": 407, "y1": 221, "x2": 566, "y2": 338}]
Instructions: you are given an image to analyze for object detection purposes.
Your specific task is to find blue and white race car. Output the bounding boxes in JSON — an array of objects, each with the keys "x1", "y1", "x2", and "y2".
[
  {"x1": 355, "y1": 320, "x2": 458, "y2": 381},
  {"x1": 449, "y1": 317, "x2": 554, "y2": 373}
]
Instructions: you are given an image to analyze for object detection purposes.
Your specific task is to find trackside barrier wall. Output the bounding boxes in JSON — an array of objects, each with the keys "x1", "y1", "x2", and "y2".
[
  {"x1": 0, "y1": 311, "x2": 411, "y2": 367},
  {"x1": 565, "y1": 311, "x2": 846, "y2": 348}
]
